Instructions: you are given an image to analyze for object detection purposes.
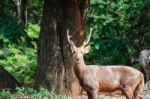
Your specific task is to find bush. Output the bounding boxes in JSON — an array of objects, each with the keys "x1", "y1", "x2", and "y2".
[
  {"x1": 0, "y1": 38, "x2": 37, "y2": 85},
  {"x1": 0, "y1": 17, "x2": 26, "y2": 43},
  {"x1": 0, "y1": 89, "x2": 11, "y2": 99},
  {"x1": 0, "y1": 17, "x2": 39, "y2": 85},
  {"x1": 85, "y1": 0, "x2": 150, "y2": 67},
  {"x1": 13, "y1": 87, "x2": 72, "y2": 99},
  {"x1": 25, "y1": 23, "x2": 40, "y2": 39}
]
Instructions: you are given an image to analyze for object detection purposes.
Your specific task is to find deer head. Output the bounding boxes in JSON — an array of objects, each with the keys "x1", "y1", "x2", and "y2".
[{"x1": 67, "y1": 29, "x2": 92, "y2": 64}]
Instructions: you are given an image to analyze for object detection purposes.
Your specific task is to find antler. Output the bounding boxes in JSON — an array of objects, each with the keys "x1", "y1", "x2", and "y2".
[
  {"x1": 83, "y1": 28, "x2": 93, "y2": 46},
  {"x1": 67, "y1": 29, "x2": 75, "y2": 46}
]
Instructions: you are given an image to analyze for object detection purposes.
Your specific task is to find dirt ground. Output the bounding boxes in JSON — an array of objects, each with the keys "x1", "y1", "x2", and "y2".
[
  {"x1": 12, "y1": 90, "x2": 150, "y2": 99},
  {"x1": 12, "y1": 82, "x2": 150, "y2": 99},
  {"x1": 75, "y1": 81, "x2": 150, "y2": 99},
  {"x1": 78, "y1": 90, "x2": 150, "y2": 99},
  {"x1": 78, "y1": 91, "x2": 126, "y2": 99}
]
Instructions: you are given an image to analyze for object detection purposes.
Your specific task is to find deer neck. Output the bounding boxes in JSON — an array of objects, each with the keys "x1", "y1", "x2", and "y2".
[{"x1": 73, "y1": 61, "x2": 86, "y2": 80}]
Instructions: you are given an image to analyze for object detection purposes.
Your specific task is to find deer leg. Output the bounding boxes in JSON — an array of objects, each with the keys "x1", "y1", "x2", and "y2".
[
  {"x1": 121, "y1": 87, "x2": 135, "y2": 99},
  {"x1": 134, "y1": 78, "x2": 144, "y2": 99},
  {"x1": 133, "y1": 86, "x2": 140, "y2": 99},
  {"x1": 133, "y1": 85, "x2": 144, "y2": 99},
  {"x1": 86, "y1": 90, "x2": 98, "y2": 99},
  {"x1": 91, "y1": 90, "x2": 98, "y2": 99},
  {"x1": 87, "y1": 91, "x2": 92, "y2": 99}
]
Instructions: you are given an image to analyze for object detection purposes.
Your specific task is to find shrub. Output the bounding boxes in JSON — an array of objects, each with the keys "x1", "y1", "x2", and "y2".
[
  {"x1": 0, "y1": 18, "x2": 39, "y2": 85},
  {"x1": 0, "y1": 89, "x2": 11, "y2": 99},
  {"x1": 25, "y1": 23, "x2": 40, "y2": 39},
  {"x1": 0, "y1": 38, "x2": 37, "y2": 85},
  {"x1": 13, "y1": 87, "x2": 72, "y2": 99},
  {"x1": 0, "y1": 17, "x2": 26, "y2": 43}
]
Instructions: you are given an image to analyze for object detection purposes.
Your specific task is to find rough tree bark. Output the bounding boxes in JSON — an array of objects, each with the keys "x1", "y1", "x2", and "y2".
[
  {"x1": 21, "y1": 0, "x2": 27, "y2": 26},
  {"x1": 35, "y1": 0, "x2": 89, "y2": 96}
]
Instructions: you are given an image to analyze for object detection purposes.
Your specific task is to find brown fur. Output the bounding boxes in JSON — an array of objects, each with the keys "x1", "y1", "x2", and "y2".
[
  {"x1": 67, "y1": 31, "x2": 144, "y2": 99},
  {"x1": 73, "y1": 56, "x2": 144, "y2": 99},
  {"x1": 72, "y1": 47, "x2": 144, "y2": 99}
]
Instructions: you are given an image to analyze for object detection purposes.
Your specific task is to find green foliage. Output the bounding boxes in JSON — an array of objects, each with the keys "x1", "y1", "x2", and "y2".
[
  {"x1": 0, "y1": 37, "x2": 37, "y2": 85},
  {"x1": 0, "y1": 89, "x2": 11, "y2": 99},
  {"x1": 85, "y1": 0, "x2": 150, "y2": 66},
  {"x1": 25, "y1": 23, "x2": 40, "y2": 39},
  {"x1": 0, "y1": 17, "x2": 38, "y2": 85},
  {"x1": 0, "y1": 7, "x2": 40, "y2": 84},
  {"x1": 0, "y1": 0, "x2": 43, "y2": 24},
  {"x1": 28, "y1": 0, "x2": 43, "y2": 23},
  {"x1": 0, "y1": 2, "x2": 41, "y2": 85},
  {"x1": 0, "y1": 0, "x2": 16, "y2": 18},
  {"x1": 0, "y1": 17, "x2": 26, "y2": 42},
  {"x1": 15, "y1": 87, "x2": 36, "y2": 96},
  {"x1": 0, "y1": 87, "x2": 71, "y2": 99}
]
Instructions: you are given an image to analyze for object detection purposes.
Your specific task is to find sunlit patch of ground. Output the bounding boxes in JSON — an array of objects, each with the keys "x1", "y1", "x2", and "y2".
[
  {"x1": 75, "y1": 81, "x2": 150, "y2": 99},
  {"x1": 77, "y1": 91, "x2": 126, "y2": 99},
  {"x1": 77, "y1": 90, "x2": 150, "y2": 99},
  {"x1": 11, "y1": 81, "x2": 150, "y2": 99}
]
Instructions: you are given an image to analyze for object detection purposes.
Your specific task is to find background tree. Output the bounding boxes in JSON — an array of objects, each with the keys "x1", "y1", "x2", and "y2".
[
  {"x1": 35, "y1": 0, "x2": 89, "y2": 95},
  {"x1": 85, "y1": 0, "x2": 150, "y2": 66}
]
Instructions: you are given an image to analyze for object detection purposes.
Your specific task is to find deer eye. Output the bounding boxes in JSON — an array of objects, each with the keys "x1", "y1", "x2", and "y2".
[{"x1": 73, "y1": 51, "x2": 75, "y2": 54}]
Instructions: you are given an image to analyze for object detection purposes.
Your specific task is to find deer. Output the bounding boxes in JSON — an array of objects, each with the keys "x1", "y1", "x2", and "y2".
[{"x1": 67, "y1": 29, "x2": 144, "y2": 99}]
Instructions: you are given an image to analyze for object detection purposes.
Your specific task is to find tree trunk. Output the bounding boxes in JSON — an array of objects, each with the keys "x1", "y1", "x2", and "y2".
[
  {"x1": 35, "y1": 0, "x2": 89, "y2": 96},
  {"x1": 13, "y1": 0, "x2": 28, "y2": 26},
  {"x1": 13, "y1": 0, "x2": 22, "y2": 24},
  {"x1": 21, "y1": 0, "x2": 27, "y2": 26}
]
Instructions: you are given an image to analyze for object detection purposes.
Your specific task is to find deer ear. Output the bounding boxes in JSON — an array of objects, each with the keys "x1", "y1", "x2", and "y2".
[{"x1": 84, "y1": 45, "x2": 90, "y2": 53}]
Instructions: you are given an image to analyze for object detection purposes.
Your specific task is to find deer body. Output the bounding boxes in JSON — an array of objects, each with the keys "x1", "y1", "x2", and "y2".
[
  {"x1": 67, "y1": 29, "x2": 144, "y2": 99},
  {"x1": 75, "y1": 64, "x2": 143, "y2": 92}
]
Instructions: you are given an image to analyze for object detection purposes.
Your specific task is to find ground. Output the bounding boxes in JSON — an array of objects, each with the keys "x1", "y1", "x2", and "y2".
[
  {"x1": 12, "y1": 82, "x2": 150, "y2": 99},
  {"x1": 12, "y1": 90, "x2": 150, "y2": 99},
  {"x1": 78, "y1": 81, "x2": 150, "y2": 99},
  {"x1": 78, "y1": 90, "x2": 150, "y2": 99},
  {"x1": 79, "y1": 91, "x2": 126, "y2": 99}
]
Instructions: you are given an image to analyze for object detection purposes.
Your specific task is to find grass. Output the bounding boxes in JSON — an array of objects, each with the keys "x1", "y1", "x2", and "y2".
[
  {"x1": 0, "y1": 87, "x2": 72, "y2": 99},
  {"x1": 0, "y1": 87, "x2": 150, "y2": 99}
]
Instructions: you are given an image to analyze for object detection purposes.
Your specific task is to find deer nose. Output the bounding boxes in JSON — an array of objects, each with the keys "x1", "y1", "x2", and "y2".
[
  {"x1": 76, "y1": 58, "x2": 80, "y2": 62},
  {"x1": 76, "y1": 54, "x2": 81, "y2": 62}
]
